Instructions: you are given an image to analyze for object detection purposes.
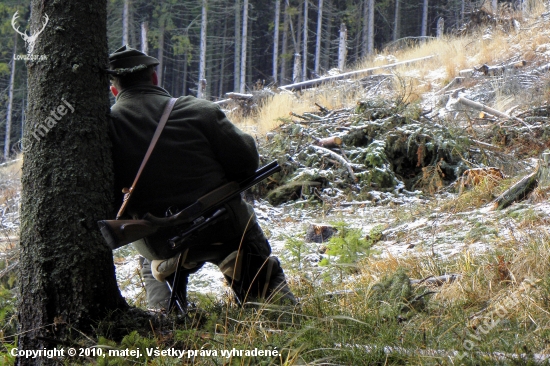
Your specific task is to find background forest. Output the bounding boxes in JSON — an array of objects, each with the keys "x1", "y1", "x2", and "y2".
[{"x1": 0, "y1": 0, "x2": 521, "y2": 160}]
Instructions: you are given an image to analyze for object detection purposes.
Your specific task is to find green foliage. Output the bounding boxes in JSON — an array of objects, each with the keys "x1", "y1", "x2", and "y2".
[
  {"x1": 369, "y1": 268, "x2": 430, "y2": 319},
  {"x1": 319, "y1": 222, "x2": 380, "y2": 271},
  {"x1": 284, "y1": 235, "x2": 306, "y2": 269},
  {"x1": 171, "y1": 34, "x2": 192, "y2": 59}
]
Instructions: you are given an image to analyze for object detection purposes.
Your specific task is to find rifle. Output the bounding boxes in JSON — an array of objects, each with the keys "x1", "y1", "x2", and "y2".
[{"x1": 98, "y1": 161, "x2": 281, "y2": 259}]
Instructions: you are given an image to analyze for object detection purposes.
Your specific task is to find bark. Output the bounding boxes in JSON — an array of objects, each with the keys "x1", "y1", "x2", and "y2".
[
  {"x1": 122, "y1": 0, "x2": 129, "y2": 45},
  {"x1": 421, "y1": 0, "x2": 429, "y2": 37},
  {"x1": 198, "y1": 0, "x2": 208, "y2": 99},
  {"x1": 273, "y1": 0, "x2": 281, "y2": 83},
  {"x1": 18, "y1": 0, "x2": 127, "y2": 363},
  {"x1": 492, "y1": 0, "x2": 498, "y2": 14},
  {"x1": 302, "y1": 0, "x2": 309, "y2": 81},
  {"x1": 239, "y1": 0, "x2": 248, "y2": 93},
  {"x1": 393, "y1": 0, "x2": 400, "y2": 41},
  {"x1": 140, "y1": 21, "x2": 148, "y2": 54},
  {"x1": 234, "y1": 0, "x2": 241, "y2": 91},
  {"x1": 314, "y1": 0, "x2": 323, "y2": 75},
  {"x1": 4, "y1": 36, "x2": 16, "y2": 160},
  {"x1": 338, "y1": 23, "x2": 347, "y2": 71}
]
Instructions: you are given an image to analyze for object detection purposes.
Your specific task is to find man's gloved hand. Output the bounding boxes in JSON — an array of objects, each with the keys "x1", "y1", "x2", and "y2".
[{"x1": 151, "y1": 253, "x2": 199, "y2": 282}]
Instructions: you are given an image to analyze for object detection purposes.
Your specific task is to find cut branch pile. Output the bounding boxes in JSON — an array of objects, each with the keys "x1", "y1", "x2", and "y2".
[{"x1": 256, "y1": 97, "x2": 475, "y2": 205}]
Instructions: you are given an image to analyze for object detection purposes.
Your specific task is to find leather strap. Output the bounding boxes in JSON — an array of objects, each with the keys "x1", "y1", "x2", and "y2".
[{"x1": 116, "y1": 97, "x2": 178, "y2": 219}]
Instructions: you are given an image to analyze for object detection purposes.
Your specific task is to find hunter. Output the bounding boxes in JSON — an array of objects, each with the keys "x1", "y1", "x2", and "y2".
[{"x1": 107, "y1": 45, "x2": 295, "y2": 310}]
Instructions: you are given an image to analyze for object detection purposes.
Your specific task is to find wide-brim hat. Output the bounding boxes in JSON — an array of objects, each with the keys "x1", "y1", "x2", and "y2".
[{"x1": 108, "y1": 45, "x2": 159, "y2": 76}]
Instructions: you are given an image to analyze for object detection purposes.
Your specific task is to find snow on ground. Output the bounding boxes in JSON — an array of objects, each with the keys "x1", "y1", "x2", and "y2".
[{"x1": 114, "y1": 192, "x2": 550, "y2": 304}]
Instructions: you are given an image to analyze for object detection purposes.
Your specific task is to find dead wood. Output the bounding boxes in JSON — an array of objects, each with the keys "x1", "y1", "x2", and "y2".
[
  {"x1": 279, "y1": 55, "x2": 434, "y2": 91},
  {"x1": 491, "y1": 164, "x2": 540, "y2": 210},
  {"x1": 310, "y1": 145, "x2": 357, "y2": 181},
  {"x1": 410, "y1": 274, "x2": 462, "y2": 286},
  {"x1": 305, "y1": 223, "x2": 337, "y2": 243},
  {"x1": 475, "y1": 60, "x2": 527, "y2": 76},
  {"x1": 225, "y1": 92, "x2": 254, "y2": 100},
  {"x1": 315, "y1": 136, "x2": 342, "y2": 148},
  {"x1": 457, "y1": 96, "x2": 531, "y2": 131}
]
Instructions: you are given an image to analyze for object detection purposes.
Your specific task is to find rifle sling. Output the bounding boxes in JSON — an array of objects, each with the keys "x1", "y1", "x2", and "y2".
[{"x1": 116, "y1": 97, "x2": 178, "y2": 220}]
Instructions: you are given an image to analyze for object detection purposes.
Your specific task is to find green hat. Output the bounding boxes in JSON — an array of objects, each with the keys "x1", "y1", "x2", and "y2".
[{"x1": 108, "y1": 45, "x2": 159, "y2": 76}]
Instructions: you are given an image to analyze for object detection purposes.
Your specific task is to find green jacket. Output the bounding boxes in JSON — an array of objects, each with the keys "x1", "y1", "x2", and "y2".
[{"x1": 110, "y1": 85, "x2": 258, "y2": 242}]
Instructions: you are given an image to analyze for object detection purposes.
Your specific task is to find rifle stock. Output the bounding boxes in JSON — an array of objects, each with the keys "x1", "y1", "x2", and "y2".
[{"x1": 98, "y1": 161, "x2": 281, "y2": 252}]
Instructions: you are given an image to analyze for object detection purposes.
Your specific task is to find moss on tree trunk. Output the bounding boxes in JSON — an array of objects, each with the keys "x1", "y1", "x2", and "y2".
[{"x1": 17, "y1": 0, "x2": 127, "y2": 363}]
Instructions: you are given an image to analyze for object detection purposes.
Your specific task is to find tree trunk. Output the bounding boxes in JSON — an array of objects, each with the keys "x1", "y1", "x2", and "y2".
[
  {"x1": 239, "y1": 0, "x2": 248, "y2": 93},
  {"x1": 4, "y1": 36, "x2": 16, "y2": 160},
  {"x1": 302, "y1": 0, "x2": 308, "y2": 81},
  {"x1": 293, "y1": 53, "x2": 302, "y2": 82},
  {"x1": 314, "y1": 0, "x2": 323, "y2": 76},
  {"x1": 436, "y1": 17, "x2": 444, "y2": 38},
  {"x1": 421, "y1": 0, "x2": 429, "y2": 37},
  {"x1": 338, "y1": 23, "x2": 347, "y2": 71},
  {"x1": 280, "y1": 0, "x2": 290, "y2": 84},
  {"x1": 122, "y1": 0, "x2": 129, "y2": 45},
  {"x1": 140, "y1": 21, "x2": 148, "y2": 54},
  {"x1": 393, "y1": 0, "x2": 400, "y2": 41},
  {"x1": 219, "y1": 19, "x2": 228, "y2": 96},
  {"x1": 367, "y1": 0, "x2": 374, "y2": 55},
  {"x1": 234, "y1": 0, "x2": 241, "y2": 91},
  {"x1": 361, "y1": 0, "x2": 368, "y2": 57},
  {"x1": 198, "y1": 0, "x2": 208, "y2": 99},
  {"x1": 18, "y1": 0, "x2": 127, "y2": 363},
  {"x1": 492, "y1": 0, "x2": 498, "y2": 14},
  {"x1": 157, "y1": 23, "x2": 165, "y2": 87},
  {"x1": 273, "y1": 0, "x2": 281, "y2": 83}
]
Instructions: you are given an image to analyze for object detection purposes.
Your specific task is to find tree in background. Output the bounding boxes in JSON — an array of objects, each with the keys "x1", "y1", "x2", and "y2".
[{"x1": 18, "y1": 0, "x2": 127, "y2": 362}]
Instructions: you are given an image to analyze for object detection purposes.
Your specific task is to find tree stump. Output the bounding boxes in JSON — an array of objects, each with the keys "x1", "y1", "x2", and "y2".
[{"x1": 305, "y1": 223, "x2": 337, "y2": 243}]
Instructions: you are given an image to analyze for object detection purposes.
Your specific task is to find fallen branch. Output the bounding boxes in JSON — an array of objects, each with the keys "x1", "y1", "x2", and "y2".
[
  {"x1": 410, "y1": 274, "x2": 462, "y2": 286},
  {"x1": 457, "y1": 96, "x2": 531, "y2": 131},
  {"x1": 280, "y1": 55, "x2": 434, "y2": 91},
  {"x1": 225, "y1": 92, "x2": 253, "y2": 100},
  {"x1": 309, "y1": 145, "x2": 356, "y2": 181}
]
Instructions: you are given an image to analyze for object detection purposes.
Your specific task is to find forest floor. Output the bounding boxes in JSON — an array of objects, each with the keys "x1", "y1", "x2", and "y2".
[{"x1": 4, "y1": 5, "x2": 550, "y2": 365}]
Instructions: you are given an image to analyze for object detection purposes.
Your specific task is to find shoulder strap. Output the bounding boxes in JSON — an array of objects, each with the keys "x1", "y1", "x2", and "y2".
[{"x1": 116, "y1": 97, "x2": 178, "y2": 219}]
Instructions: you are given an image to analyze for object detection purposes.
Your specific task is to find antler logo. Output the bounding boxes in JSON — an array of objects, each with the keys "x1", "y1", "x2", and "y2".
[{"x1": 11, "y1": 11, "x2": 49, "y2": 55}]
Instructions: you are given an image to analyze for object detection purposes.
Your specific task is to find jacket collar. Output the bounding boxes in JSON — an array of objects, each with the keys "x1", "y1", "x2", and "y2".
[{"x1": 116, "y1": 84, "x2": 172, "y2": 102}]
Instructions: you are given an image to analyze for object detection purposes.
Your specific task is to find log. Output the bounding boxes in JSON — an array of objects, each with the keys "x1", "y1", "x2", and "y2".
[
  {"x1": 279, "y1": 55, "x2": 435, "y2": 91},
  {"x1": 475, "y1": 60, "x2": 527, "y2": 76},
  {"x1": 491, "y1": 164, "x2": 540, "y2": 210},
  {"x1": 315, "y1": 136, "x2": 342, "y2": 148}
]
